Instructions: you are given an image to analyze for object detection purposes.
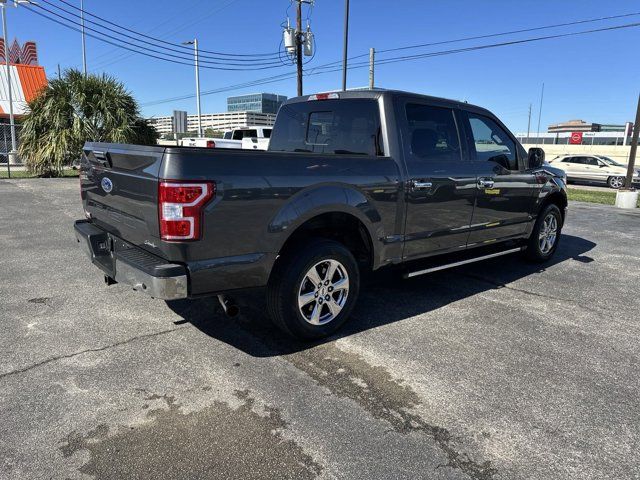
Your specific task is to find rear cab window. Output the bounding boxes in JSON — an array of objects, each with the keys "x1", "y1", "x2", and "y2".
[
  {"x1": 233, "y1": 129, "x2": 258, "y2": 140},
  {"x1": 269, "y1": 99, "x2": 383, "y2": 156}
]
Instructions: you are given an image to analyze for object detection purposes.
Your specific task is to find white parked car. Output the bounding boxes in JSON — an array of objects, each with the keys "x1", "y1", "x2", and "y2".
[
  {"x1": 548, "y1": 155, "x2": 639, "y2": 189},
  {"x1": 180, "y1": 126, "x2": 272, "y2": 150}
]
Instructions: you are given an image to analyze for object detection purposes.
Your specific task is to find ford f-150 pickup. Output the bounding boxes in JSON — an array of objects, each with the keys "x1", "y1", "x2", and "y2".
[{"x1": 75, "y1": 90, "x2": 567, "y2": 339}]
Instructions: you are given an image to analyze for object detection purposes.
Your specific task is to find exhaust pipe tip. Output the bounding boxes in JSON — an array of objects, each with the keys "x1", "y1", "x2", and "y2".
[
  {"x1": 217, "y1": 295, "x2": 240, "y2": 318},
  {"x1": 225, "y1": 304, "x2": 240, "y2": 318}
]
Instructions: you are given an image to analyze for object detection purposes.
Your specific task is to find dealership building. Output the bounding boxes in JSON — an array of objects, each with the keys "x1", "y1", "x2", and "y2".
[
  {"x1": 148, "y1": 92, "x2": 286, "y2": 137},
  {"x1": 516, "y1": 119, "x2": 634, "y2": 146}
]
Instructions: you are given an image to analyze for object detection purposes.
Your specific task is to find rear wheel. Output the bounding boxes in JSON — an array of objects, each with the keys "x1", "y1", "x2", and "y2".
[
  {"x1": 267, "y1": 239, "x2": 360, "y2": 339},
  {"x1": 525, "y1": 204, "x2": 562, "y2": 262},
  {"x1": 607, "y1": 176, "x2": 625, "y2": 189}
]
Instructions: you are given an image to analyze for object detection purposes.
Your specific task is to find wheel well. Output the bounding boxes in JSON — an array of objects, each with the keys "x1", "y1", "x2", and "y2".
[
  {"x1": 276, "y1": 212, "x2": 374, "y2": 272},
  {"x1": 541, "y1": 192, "x2": 568, "y2": 223}
]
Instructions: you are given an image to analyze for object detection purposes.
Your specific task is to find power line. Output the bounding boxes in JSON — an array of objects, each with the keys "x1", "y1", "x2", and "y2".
[
  {"x1": 365, "y1": 21, "x2": 640, "y2": 68},
  {"x1": 300, "y1": 10, "x2": 640, "y2": 72},
  {"x1": 376, "y1": 11, "x2": 640, "y2": 54},
  {"x1": 53, "y1": 0, "x2": 280, "y2": 58},
  {"x1": 28, "y1": 3, "x2": 286, "y2": 68},
  {"x1": 89, "y1": 0, "x2": 239, "y2": 70},
  {"x1": 142, "y1": 19, "x2": 640, "y2": 106},
  {"x1": 23, "y1": 4, "x2": 292, "y2": 71},
  {"x1": 40, "y1": 0, "x2": 282, "y2": 63}
]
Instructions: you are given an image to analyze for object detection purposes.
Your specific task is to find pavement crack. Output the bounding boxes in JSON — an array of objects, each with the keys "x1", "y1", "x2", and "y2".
[
  {"x1": 0, "y1": 326, "x2": 188, "y2": 381},
  {"x1": 285, "y1": 343, "x2": 497, "y2": 480}
]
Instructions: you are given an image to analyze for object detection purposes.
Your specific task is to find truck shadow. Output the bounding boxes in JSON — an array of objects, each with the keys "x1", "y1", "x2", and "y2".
[{"x1": 166, "y1": 234, "x2": 596, "y2": 357}]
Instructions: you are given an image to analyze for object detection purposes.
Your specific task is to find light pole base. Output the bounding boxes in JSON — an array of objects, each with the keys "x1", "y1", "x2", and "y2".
[
  {"x1": 8, "y1": 151, "x2": 20, "y2": 165},
  {"x1": 615, "y1": 190, "x2": 638, "y2": 209}
]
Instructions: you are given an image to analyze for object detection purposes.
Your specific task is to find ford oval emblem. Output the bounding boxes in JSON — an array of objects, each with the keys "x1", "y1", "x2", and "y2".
[{"x1": 101, "y1": 177, "x2": 113, "y2": 193}]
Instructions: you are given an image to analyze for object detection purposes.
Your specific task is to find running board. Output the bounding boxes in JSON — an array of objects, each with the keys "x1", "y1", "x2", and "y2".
[{"x1": 404, "y1": 247, "x2": 525, "y2": 279}]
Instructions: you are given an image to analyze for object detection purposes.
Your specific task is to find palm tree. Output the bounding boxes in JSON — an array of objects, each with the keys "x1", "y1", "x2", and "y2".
[{"x1": 19, "y1": 69, "x2": 158, "y2": 177}]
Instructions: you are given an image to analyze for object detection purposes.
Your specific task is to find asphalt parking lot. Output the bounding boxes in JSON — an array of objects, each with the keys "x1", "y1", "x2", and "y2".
[{"x1": 1, "y1": 178, "x2": 639, "y2": 480}]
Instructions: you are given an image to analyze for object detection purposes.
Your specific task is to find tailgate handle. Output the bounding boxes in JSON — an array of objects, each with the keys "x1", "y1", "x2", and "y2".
[{"x1": 93, "y1": 150, "x2": 111, "y2": 168}]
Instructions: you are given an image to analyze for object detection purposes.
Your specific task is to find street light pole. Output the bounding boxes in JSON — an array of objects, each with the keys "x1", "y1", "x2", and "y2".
[
  {"x1": 80, "y1": 0, "x2": 87, "y2": 75},
  {"x1": 341, "y1": 0, "x2": 350, "y2": 91},
  {"x1": 183, "y1": 39, "x2": 202, "y2": 137},
  {"x1": 624, "y1": 93, "x2": 640, "y2": 190},
  {"x1": 295, "y1": 0, "x2": 302, "y2": 96},
  {"x1": 1, "y1": 1, "x2": 18, "y2": 170}
]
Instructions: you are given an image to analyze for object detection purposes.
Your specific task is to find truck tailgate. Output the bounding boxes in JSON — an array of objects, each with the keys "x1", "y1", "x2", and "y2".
[{"x1": 81, "y1": 142, "x2": 165, "y2": 247}]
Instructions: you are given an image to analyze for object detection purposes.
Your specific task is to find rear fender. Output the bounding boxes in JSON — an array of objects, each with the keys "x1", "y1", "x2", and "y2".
[{"x1": 268, "y1": 184, "x2": 383, "y2": 266}]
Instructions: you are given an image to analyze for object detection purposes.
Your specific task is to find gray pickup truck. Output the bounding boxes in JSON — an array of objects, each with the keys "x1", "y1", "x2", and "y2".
[{"x1": 74, "y1": 90, "x2": 567, "y2": 339}]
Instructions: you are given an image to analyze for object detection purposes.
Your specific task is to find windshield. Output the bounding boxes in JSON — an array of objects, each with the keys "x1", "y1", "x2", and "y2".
[{"x1": 599, "y1": 157, "x2": 624, "y2": 167}]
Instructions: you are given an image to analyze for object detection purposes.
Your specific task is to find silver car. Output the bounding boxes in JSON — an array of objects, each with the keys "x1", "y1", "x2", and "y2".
[{"x1": 548, "y1": 155, "x2": 639, "y2": 189}]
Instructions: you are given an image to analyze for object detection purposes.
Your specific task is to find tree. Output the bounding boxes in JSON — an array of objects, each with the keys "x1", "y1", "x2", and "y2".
[
  {"x1": 19, "y1": 69, "x2": 158, "y2": 177},
  {"x1": 204, "y1": 128, "x2": 225, "y2": 138}
]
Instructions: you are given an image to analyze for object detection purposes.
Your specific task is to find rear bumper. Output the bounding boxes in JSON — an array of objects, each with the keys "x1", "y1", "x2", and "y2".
[{"x1": 74, "y1": 220, "x2": 188, "y2": 300}]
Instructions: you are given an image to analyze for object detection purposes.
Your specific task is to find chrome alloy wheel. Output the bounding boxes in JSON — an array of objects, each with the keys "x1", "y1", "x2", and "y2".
[
  {"x1": 538, "y1": 213, "x2": 558, "y2": 254},
  {"x1": 298, "y1": 259, "x2": 349, "y2": 326},
  {"x1": 610, "y1": 176, "x2": 625, "y2": 189}
]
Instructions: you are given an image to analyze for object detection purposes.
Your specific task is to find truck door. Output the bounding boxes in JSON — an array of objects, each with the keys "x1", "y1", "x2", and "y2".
[
  {"x1": 461, "y1": 111, "x2": 538, "y2": 245},
  {"x1": 399, "y1": 101, "x2": 477, "y2": 260}
]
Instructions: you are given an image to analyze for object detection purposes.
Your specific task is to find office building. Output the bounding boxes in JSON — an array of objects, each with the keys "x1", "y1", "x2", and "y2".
[{"x1": 227, "y1": 93, "x2": 287, "y2": 114}]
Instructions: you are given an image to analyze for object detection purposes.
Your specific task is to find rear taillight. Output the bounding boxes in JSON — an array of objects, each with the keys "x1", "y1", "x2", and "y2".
[
  {"x1": 206, "y1": 140, "x2": 216, "y2": 148},
  {"x1": 159, "y1": 181, "x2": 215, "y2": 241}
]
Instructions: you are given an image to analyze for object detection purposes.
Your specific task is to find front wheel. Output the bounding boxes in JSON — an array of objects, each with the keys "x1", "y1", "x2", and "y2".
[
  {"x1": 266, "y1": 239, "x2": 360, "y2": 339},
  {"x1": 607, "y1": 176, "x2": 625, "y2": 189},
  {"x1": 525, "y1": 204, "x2": 562, "y2": 262}
]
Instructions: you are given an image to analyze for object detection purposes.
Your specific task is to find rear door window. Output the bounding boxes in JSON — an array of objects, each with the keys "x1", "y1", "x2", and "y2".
[
  {"x1": 269, "y1": 99, "x2": 382, "y2": 155},
  {"x1": 404, "y1": 103, "x2": 462, "y2": 164}
]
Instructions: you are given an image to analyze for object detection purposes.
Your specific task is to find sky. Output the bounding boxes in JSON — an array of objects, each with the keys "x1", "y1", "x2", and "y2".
[{"x1": 5, "y1": 0, "x2": 640, "y2": 133}]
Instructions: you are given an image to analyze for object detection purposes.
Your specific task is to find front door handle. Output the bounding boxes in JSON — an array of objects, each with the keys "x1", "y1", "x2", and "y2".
[
  {"x1": 411, "y1": 180, "x2": 433, "y2": 191},
  {"x1": 477, "y1": 178, "x2": 495, "y2": 189}
]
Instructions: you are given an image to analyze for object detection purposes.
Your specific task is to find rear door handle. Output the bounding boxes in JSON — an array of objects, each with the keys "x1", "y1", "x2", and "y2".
[
  {"x1": 411, "y1": 180, "x2": 433, "y2": 191},
  {"x1": 477, "y1": 178, "x2": 495, "y2": 189}
]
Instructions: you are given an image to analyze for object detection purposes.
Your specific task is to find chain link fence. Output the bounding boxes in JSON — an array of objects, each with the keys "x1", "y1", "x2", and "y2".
[{"x1": 0, "y1": 123, "x2": 23, "y2": 178}]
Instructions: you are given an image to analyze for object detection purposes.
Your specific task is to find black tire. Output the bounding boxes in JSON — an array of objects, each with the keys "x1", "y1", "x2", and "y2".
[
  {"x1": 607, "y1": 176, "x2": 625, "y2": 189},
  {"x1": 524, "y1": 204, "x2": 562, "y2": 262},
  {"x1": 266, "y1": 239, "x2": 360, "y2": 339}
]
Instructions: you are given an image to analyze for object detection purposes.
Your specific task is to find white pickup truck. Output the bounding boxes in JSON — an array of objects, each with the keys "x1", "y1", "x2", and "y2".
[{"x1": 180, "y1": 126, "x2": 272, "y2": 150}]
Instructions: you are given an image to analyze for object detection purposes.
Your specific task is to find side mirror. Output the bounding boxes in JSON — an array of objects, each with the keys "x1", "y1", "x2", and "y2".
[{"x1": 528, "y1": 147, "x2": 545, "y2": 169}]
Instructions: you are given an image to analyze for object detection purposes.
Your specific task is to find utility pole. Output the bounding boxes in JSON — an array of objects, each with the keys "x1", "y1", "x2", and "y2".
[
  {"x1": 536, "y1": 83, "x2": 545, "y2": 147},
  {"x1": 526, "y1": 103, "x2": 532, "y2": 142},
  {"x1": 369, "y1": 47, "x2": 375, "y2": 90},
  {"x1": 341, "y1": 0, "x2": 350, "y2": 91},
  {"x1": 624, "y1": 93, "x2": 640, "y2": 190},
  {"x1": 183, "y1": 39, "x2": 202, "y2": 137},
  {"x1": 1, "y1": 0, "x2": 17, "y2": 170},
  {"x1": 57, "y1": 63, "x2": 62, "y2": 79},
  {"x1": 80, "y1": 0, "x2": 87, "y2": 75},
  {"x1": 295, "y1": 0, "x2": 303, "y2": 96}
]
